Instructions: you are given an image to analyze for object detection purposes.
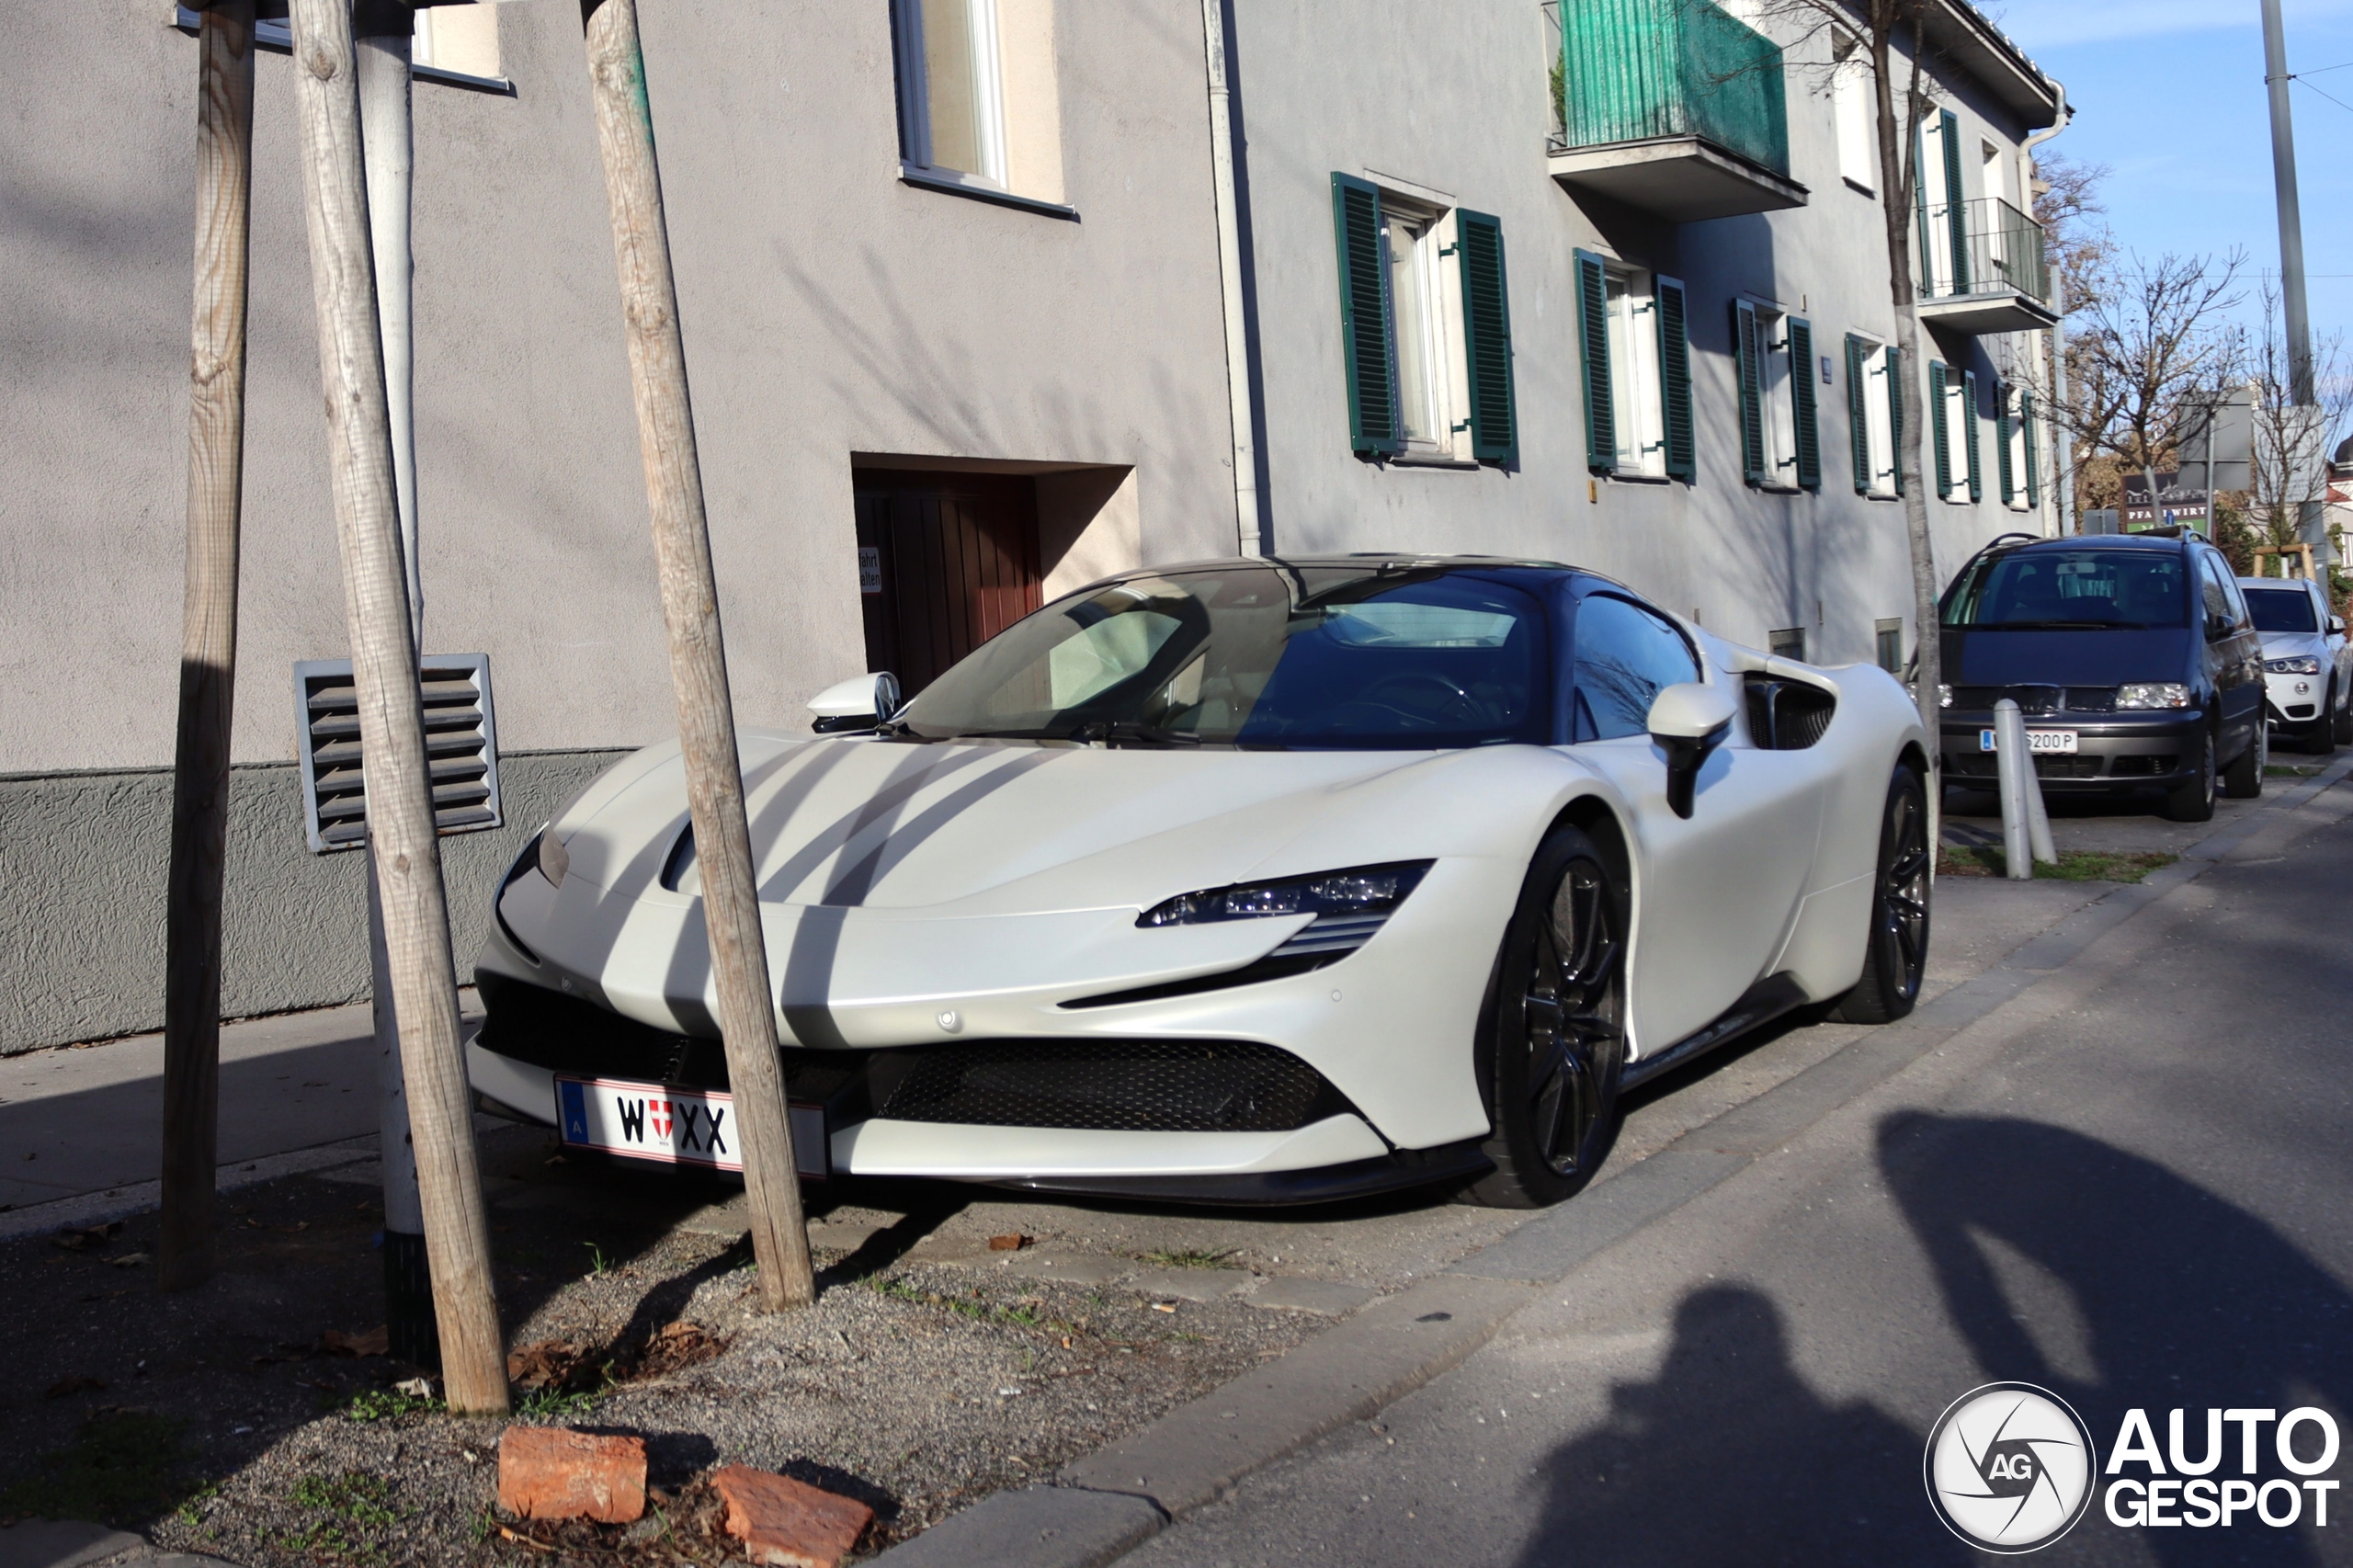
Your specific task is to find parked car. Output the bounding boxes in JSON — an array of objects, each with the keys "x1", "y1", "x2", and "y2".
[
  {"x1": 2237, "y1": 574, "x2": 2352, "y2": 754},
  {"x1": 1937, "y1": 531, "x2": 2266, "y2": 821},
  {"x1": 470, "y1": 556, "x2": 1929, "y2": 1210}
]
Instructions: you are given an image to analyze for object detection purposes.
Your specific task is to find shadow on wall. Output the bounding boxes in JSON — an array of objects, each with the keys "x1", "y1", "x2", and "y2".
[
  {"x1": 1512, "y1": 1115, "x2": 2353, "y2": 1566},
  {"x1": 0, "y1": 750, "x2": 627, "y2": 1053}
]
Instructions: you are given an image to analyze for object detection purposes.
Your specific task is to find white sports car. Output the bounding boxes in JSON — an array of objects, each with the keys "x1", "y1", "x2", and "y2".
[{"x1": 469, "y1": 556, "x2": 1931, "y2": 1209}]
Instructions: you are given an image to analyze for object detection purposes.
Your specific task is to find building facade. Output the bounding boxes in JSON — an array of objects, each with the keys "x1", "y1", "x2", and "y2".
[{"x1": 0, "y1": 0, "x2": 2065, "y2": 1051}]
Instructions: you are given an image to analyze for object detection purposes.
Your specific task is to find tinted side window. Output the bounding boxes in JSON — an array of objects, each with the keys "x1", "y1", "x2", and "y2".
[
  {"x1": 1573, "y1": 595, "x2": 1701, "y2": 741},
  {"x1": 2196, "y1": 554, "x2": 2237, "y2": 631}
]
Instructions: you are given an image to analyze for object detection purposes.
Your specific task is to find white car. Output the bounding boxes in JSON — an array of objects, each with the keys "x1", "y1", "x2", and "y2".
[
  {"x1": 469, "y1": 557, "x2": 1930, "y2": 1210},
  {"x1": 2239, "y1": 574, "x2": 2352, "y2": 754}
]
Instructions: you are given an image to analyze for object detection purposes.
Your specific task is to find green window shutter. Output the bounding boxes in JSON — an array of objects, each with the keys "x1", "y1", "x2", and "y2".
[
  {"x1": 1330, "y1": 174, "x2": 1399, "y2": 456},
  {"x1": 1929, "y1": 359, "x2": 1951, "y2": 498},
  {"x1": 1788, "y1": 317, "x2": 1821, "y2": 490},
  {"x1": 1845, "y1": 335, "x2": 1870, "y2": 494},
  {"x1": 1574, "y1": 249, "x2": 1613, "y2": 472},
  {"x1": 1963, "y1": 369, "x2": 1984, "y2": 502},
  {"x1": 1657, "y1": 277, "x2": 1695, "y2": 480},
  {"x1": 1996, "y1": 384, "x2": 2016, "y2": 504},
  {"x1": 1735, "y1": 301, "x2": 1767, "y2": 485},
  {"x1": 2023, "y1": 391, "x2": 2040, "y2": 508},
  {"x1": 1941, "y1": 109, "x2": 1969, "y2": 294},
  {"x1": 1456, "y1": 210, "x2": 1518, "y2": 466},
  {"x1": 1914, "y1": 124, "x2": 1935, "y2": 298},
  {"x1": 1887, "y1": 346, "x2": 1905, "y2": 496}
]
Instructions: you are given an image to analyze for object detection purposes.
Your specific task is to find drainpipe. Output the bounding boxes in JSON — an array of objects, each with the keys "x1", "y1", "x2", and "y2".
[
  {"x1": 2022, "y1": 92, "x2": 2071, "y2": 535},
  {"x1": 1200, "y1": 0, "x2": 1262, "y2": 555}
]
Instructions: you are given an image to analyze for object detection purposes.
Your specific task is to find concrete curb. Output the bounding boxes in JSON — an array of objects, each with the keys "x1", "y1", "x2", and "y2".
[
  {"x1": 0, "y1": 1136, "x2": 378, "y2": 1244},
  {"x1": 866, "y1": 756, "x2": 2353, "y2": 1567},
  {"x1": 0, "y1": 1518, "x2": 237, "y2": 1568}
]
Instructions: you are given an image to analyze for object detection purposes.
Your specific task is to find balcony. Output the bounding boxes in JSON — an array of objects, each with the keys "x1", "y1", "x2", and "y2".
[
  {"x1": 1545, "y1": 0, "x2": 1807, "y2": 222},
  {"x1": 1916, "y1": 196, "x2": 2057, "y2": 335}
]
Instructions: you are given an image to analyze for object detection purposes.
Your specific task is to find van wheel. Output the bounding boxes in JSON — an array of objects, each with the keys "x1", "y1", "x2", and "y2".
[
  {"x1": 2222, "y1": 724, "x2": 2264, "y2": 799},
  {"x1": 2165, "y1": 731, "x2": 2217, "y2": 822}
]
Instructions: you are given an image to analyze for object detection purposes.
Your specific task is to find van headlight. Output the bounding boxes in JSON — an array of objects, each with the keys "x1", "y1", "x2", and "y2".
[{"x1": 2115, "y1": 683, "x2": 2192, "y2": 710}]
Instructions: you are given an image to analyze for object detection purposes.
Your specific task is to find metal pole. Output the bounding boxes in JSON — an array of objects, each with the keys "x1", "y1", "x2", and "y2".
[
  {"x1": 579, "y1": 0, "x2": 815, "y2": 1311},
  {"x1": 284, "y1": 0, "x2": 506, "y2": 1413},
  {"x1": 2261, "y1": 0, "x2": 2315, "y2": 407},
  {"x1": 1994, "y1": 699, "x2": 2034, "y2": 879},
  {"x1": 1199, "y1": 0, "x2": 1260, "y2": 556},
  {"x1": 159, "y1": 0, "x2": 256, "y2": 1293}
]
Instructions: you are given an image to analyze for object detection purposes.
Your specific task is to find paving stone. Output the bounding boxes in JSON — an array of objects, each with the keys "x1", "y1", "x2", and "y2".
[
  {"x1": 1244, "y1": 1277, "x2": 1377, "y2": 1316},
  {"x1": 497, "y1": 1426, "x2": 647, "y2": 1523},
  {"x1": 805, "y1": 1221, "x2": 887, "y2": 1252},
  {"x1": 711, "y1": 1464, "x2": 873, "y2": 1568},
  {"x1": 1125, "y1": 1267, "x2": 1254, "y2": 1302},
  {"x1": 676, "y1": 1196, "x2": 751, "y2": 1237},
  {"x1": 0, "y1": 1520, "x2": 147, "y2": 1568},
  {"x1": 984, "y1": 1248, "x2": 1127, "y2": 1286},
  {"x1": 864, "y1": 1486, "x2": 1165, "y2": 1568}
]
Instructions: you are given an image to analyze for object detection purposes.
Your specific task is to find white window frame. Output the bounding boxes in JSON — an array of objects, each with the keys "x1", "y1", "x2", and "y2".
[
  {"x1": 1832, "y1": 32, "x2": 1875, "y2": 193},
  {"x1": 1939, "y1": 364, "x2": 1973, "y2": 506},
  {"x1": 1853, "y1": 333, "x2": 1898, "y2": 497},
  {"x1": 894, "y1": 0, "x2": 1009, "y2": 191},
  {"x1": 1603, "y1": 263, "x2": 1668, "y2": 477},
  {"x1": 1380, "y1": 197, "x2": 1475, "y2": 466},
  {"x1": 2004, "y1": 383, "x2": 2033, "y2": 512},
  {"x1": 1754, "y1": 304, "x2": 1801, "y2": 485}
]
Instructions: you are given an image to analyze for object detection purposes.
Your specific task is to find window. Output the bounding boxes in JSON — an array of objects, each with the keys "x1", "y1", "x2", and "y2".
[
  {"x1": 1929, "y1": 359, "x2": 1981, "y2": 503},
  {"x1": 1916, "y1": 108, "x2": 1967, "y2": 296},
  {"x1": 1832, "y1": 33, "x2": 1875, "y2": 192},
  {"x1": 1574, "y1": 251, "x2": 1692, "y2": 479},
  {"x1": 1846, "y1": 334, "x2": 1899, "y2": 496},
  {"x1": 895, "y1": 0, "x2": 1008, "y2": 187},
  {"x1": 1735, "y1": 301, "x2": 1820, "y2": 490},
  {"x1": 1332, "y1": 176, "x2": 1518, "y2": 465},
  {"x1": 1995, "y1": 383, "x2": 2040, "y2": 511},
  {"x1": 173, "y1": 6, "x2": 506, "y2": 87},
  {"x1": 1768, "y1": 627, "x2": 1808, "y2": 660},
  {"x1": 1572, "y1": 595, "x2": 1702, "y2": 742},
  {"x1": 1942, "y1": 549, "x2": 2189, "y2": 631},
  {"x1": 1875, "y1": 619, "x2": 1904, "y2": 674},
  {"x1": 2245, "y1": 585, "x2": 2320, "y2": 633}
]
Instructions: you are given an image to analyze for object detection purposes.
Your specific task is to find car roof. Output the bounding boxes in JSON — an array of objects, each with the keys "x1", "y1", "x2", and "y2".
[
  {"x1": 1998, "y1": 533, "x2": 2190, "y2": 552},
  {"x1": 2236, "y1": 575, "x2": 2316, "y2": 590}
]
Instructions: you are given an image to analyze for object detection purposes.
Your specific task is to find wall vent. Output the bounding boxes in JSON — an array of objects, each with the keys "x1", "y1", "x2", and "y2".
[{"x1": 292, "y1": 655, "x2": 503, "y2": 854}]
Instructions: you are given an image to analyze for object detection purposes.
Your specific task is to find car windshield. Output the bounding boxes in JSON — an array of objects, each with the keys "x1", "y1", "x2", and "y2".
[
  {"x1": 2244, "y1": 586, "x2": 2319, "y2": 634},
  {"x1": 1940, "y1": 549, "x2": 2188, "y2": 630},
  {"x1": 894, "y1": 565, "x2": 1550, "y2": 749}
]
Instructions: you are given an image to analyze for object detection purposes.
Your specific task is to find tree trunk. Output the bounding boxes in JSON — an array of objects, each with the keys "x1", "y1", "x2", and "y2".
[
  {"x1": 160, "y1": 0, "x2": 256, "y2": 1294},
  {"x1": 579, "y1": 0, "x2": 815, "y2": 1312},
  {"x1": 284, "y1": 0, "x2": 507, "y2": 1413}
]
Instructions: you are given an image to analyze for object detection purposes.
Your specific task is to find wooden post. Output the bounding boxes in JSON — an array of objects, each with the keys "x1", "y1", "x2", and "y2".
[
  {"x1": 159, "y1": 0, "x2": 256, "y2": 1294},
  {"x1": 283, "y1": 0, "x2": 508, "y2": 1411},
  {"x1": 580, "y1": 0, "x2": 814, "y2": 1311}
]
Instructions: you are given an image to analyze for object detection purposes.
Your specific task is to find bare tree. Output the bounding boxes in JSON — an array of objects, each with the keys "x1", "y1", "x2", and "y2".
[
  {"x1": 2244, "y1": 279, "x2": 2352, "y2": 567},
  {"x1": 2034, "y1": 152, "x2": 2112, "y2": 317}
]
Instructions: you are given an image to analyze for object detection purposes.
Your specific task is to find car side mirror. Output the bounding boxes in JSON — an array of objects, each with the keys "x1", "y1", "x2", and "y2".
[
  {"x1": 1647, "y1": 683, "x2": 1737, "y2": 820},
  {"x1": 2333, "y1": 617, "x2": 2347, "y2": 637},
  {"x1": 808, "y1": 671, "x2": 902, "y2": 734}
]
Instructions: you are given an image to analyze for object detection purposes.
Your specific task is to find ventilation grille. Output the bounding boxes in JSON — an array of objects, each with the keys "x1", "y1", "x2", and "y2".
[
  {"x1": 293, "y1": 655, "x2": 502, "y2": 854},
  {"x1": 879, "y1": 1040, "x2": 1346, "y2": 1133},
  {"x1": 1743, "y1": 674, "x2": 1836, "y2": 750}
]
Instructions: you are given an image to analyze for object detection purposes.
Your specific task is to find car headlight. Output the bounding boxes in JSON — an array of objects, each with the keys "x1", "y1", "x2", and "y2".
[
  {"x1": 1139, "y1": 861, "x2": 1431, "y2": 928},
  {"x1": 538, "y1": 830, "x2": 571, "y2": 888},
  {"x1": 1938, "y1": 683, "x2": 1953, "y2": 709},
  {"x1": 2266, "y1": 655, "x2": 2322, "y2": 676},
  {"x1": 2115, "y1": 683, "x2": 2192, "y2": 710}
]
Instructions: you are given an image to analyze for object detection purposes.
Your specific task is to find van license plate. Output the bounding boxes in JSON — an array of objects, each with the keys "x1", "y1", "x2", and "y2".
[
  {"x1": 1979, "y1": 729, "x2": 2078, "y2": 755},
  {"x1": 555, "y1": 1076, "x2": 828, "y2": 1178}
]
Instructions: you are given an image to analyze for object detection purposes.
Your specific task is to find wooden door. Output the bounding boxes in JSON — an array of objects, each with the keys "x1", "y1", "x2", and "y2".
[{"x1": 853, "y1": 471, "x2": 1042, "y2": 696}]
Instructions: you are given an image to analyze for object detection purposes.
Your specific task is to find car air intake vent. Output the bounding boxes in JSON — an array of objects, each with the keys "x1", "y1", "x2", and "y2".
[
  {"x1": 1948, "y1": 686, "x2": 2003, "y2": 710},
  {"x1": 2063, "y1": 687, "x2": 2117, "y2": 713},
  {"x1": 293, "y1": 654, "x2": 503, "y2": 853},
  {"x1": 879, "y1": 1039, "x2": 1348, "y2": 1133},
  {"x1": 1743, "y1": 674, "x2": 1836, "y2": 750}
]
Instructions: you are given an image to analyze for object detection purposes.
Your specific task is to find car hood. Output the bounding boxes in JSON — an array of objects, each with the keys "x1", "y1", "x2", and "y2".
[
  {"x1": 1939, "y1": 626, "x2": 2191, "y2": 687},
  {"x1": 551, "y1": 730, "x2": 1570, "y2": 917},
  {"x1": 2257, "y1": 631, "x2": 2329, "y2": 660}
]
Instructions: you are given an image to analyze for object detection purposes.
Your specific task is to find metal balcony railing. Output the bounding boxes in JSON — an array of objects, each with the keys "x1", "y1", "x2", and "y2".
[
  {"x1": 1918, "y1": 196, "x2": 2052, "y2": 306},
  {"x1": 1550, "y1": 0, "x2": 1790, "y2": 178}
]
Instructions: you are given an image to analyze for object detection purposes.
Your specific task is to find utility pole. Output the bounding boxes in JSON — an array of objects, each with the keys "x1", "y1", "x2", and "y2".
[
  {"x1": 284, "y1": 0, "x2": 507, "y2": 1413},
  {"x1": 159, "y1": 0, "x2": 256, "y2": 1294},
  {"x1": 353, "y1": 0, "x2": 436, "y2": 1370},
  {"x1": 579, "y1": 0, "x2": 815, "y2": 1311},
  {"x1": 2260, "y1": 0, "x2": 2328, "y2": 560}
]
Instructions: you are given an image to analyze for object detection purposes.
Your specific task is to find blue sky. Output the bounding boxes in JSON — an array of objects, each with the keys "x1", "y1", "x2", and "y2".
[{"x1": 1989, "y1": 0, "x2": 2353, "y2": 347}]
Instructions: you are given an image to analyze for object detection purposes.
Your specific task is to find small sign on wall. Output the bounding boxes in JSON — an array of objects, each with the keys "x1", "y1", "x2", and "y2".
[{"x1": 858, "y1": 546, "x2": 882, "y2": 596}]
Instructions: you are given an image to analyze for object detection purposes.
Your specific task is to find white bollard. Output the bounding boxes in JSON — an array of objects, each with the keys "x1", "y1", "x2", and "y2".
[{"x1": 1994, "y1": 699, "x2": 2034, "y2": 880}]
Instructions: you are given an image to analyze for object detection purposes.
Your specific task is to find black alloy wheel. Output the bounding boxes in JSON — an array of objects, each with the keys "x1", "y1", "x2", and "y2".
[
  {"x1": 1465, "y1": 825, "x2": 1628, "y2": 1210},
  {"x1": 2315, "y1": 679, "x2": 2341, "y2": 755},
  {"x1": 2335, "y1": 683, "x2": 2353, "y2": 746},
  {"x1": 2165, "y1": 729, "x2": 2217, "y2": 822},
  {"x1": 1831, "y1": 764, "x2": 1930, "y2": 1025}
]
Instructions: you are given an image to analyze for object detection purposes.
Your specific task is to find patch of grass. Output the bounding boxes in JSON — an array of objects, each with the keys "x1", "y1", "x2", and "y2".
[
  {"x1": 343, "y1": 1387, "x2": 443, "y2": 1423},
  {"x1": 582, "y1": 1242, "x2": 612, "y2": 1277},
  {"x1": 278, "y1": 1471, "x2": 399, "y2": 1564},
  {"x1": 1140, "y1": 1246, "x2": 1237, "y2": 1270},
  {"x1": 0, "y1": 1412, "x2": 195, "y2": 1527},
  {"x1": 1938, "y1": 847, "x2": 2177, "y2": 883},
  {"x1": 517, "y1": 1385, "x2": 604, "y2": 1421}
]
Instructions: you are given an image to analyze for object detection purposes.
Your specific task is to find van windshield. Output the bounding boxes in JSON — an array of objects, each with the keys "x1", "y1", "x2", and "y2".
[
  {"x1": 2243, "y1": 586, "x2": 2319, "y2": 634},
  {"x1": 895, "y1": 566, "x2": 1550, "y2": 749},
  {"x1": 1940, "y1": 549, "x2": 2189, "y2": 631}
]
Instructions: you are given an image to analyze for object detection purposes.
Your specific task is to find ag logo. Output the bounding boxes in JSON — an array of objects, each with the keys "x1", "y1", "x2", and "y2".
[{"x1": 1925, "y1": 1382, "x2": 2098, "y2": 1552}]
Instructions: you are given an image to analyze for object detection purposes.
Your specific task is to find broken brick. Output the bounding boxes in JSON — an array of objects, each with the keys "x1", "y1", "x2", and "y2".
[
  {"x1": 711, "y1": 1465, "x2": 873, "y2": 1568},
  {"x1": 497, "y1": 1426, "x2": 646, "y2": 1524},
  {"x1": 987, "y1": 1233, "x2": 1032, "y2": 1251}
]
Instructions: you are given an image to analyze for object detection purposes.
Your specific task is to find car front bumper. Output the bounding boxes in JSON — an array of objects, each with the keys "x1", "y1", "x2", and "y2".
[
  {"x1": 1938, "y1": 710, "x2": 2208, "y2": 791},
  {"x1": 2264, "y1": 671, "x2": 2327, "y2": 728}
]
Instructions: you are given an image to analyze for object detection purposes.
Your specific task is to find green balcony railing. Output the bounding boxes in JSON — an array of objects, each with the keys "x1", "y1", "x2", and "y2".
[{"x1": 1554, "y1": 0, "x2": 1790, "y2": 178}]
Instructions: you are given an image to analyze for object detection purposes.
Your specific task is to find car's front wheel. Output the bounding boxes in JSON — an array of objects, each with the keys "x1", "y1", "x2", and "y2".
[
  {"x1": 2313, "y1": 680, "x2": 2341, "y2": 755},
  {"x1": 2164, "y1": 730, "x2": 2217, "y2": 822},
  {"x1": 1464, "y1": 825, "x2": 1628, "y2": 1210},
  {"x1": 1830, "y1": 763, "x2": 1929, "y2": 1025},
  {"x1": 2335, "y1": 682, "x2": 2353, "y2": 746}
]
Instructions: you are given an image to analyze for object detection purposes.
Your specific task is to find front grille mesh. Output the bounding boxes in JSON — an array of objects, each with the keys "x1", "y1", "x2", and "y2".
[
  {"x1": 879, "y1": 1040, "x2": 1340, "y2": 1133},
  {"x1": 1948, "y1": 685, "x2": 2118, "y2": 715}
]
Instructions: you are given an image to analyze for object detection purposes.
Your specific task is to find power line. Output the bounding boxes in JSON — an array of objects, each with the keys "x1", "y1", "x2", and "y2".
[{"x1": 2293, "y1": 74, "x2": 2353, "y2": 114}]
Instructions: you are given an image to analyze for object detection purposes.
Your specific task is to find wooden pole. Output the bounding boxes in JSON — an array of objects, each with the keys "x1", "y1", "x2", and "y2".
[
  {"x1": 159, "y1": 0, "x2": 256, "y2": 1294},
  {"x1": 580, "y1": 0, "x2": 814, "y2": 1311},
  {"x1": 283, "y1": 0, "x2": 508, "y2": 1411}
]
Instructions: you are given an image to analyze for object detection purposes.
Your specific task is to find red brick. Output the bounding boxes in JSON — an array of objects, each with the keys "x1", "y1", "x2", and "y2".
[
  {"x1": 496, "y1": 1426, "x2": 646, "y2": 1524},
  {"x1": 711, "y1": 1465, "x2": 873, "y2": 1568}
]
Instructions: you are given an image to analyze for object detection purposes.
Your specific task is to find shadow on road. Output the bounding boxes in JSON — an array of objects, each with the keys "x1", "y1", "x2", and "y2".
[{"x1": 1511, "y1": 1115, "x2": 2352, "y2": 1566}]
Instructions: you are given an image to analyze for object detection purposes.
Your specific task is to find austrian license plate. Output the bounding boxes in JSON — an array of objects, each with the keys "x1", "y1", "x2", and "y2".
[
  {"x1": 556, "y1": 1076, "x2": 828, "y2": 1178},
  {"x1": 1979, "y1": 729, "x2": 2078, "y2": 755}
]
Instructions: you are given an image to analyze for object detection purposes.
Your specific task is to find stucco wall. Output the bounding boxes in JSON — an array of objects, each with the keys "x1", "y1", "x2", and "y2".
[{"x1": 0, "y1": 750, "x2": 624, "y2": 1054}]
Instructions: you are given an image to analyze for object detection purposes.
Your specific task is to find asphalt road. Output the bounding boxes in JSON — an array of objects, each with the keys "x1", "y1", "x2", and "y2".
[{"x1": 1120, "y1": 778, "x2": 2353, "y2": 1567}]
